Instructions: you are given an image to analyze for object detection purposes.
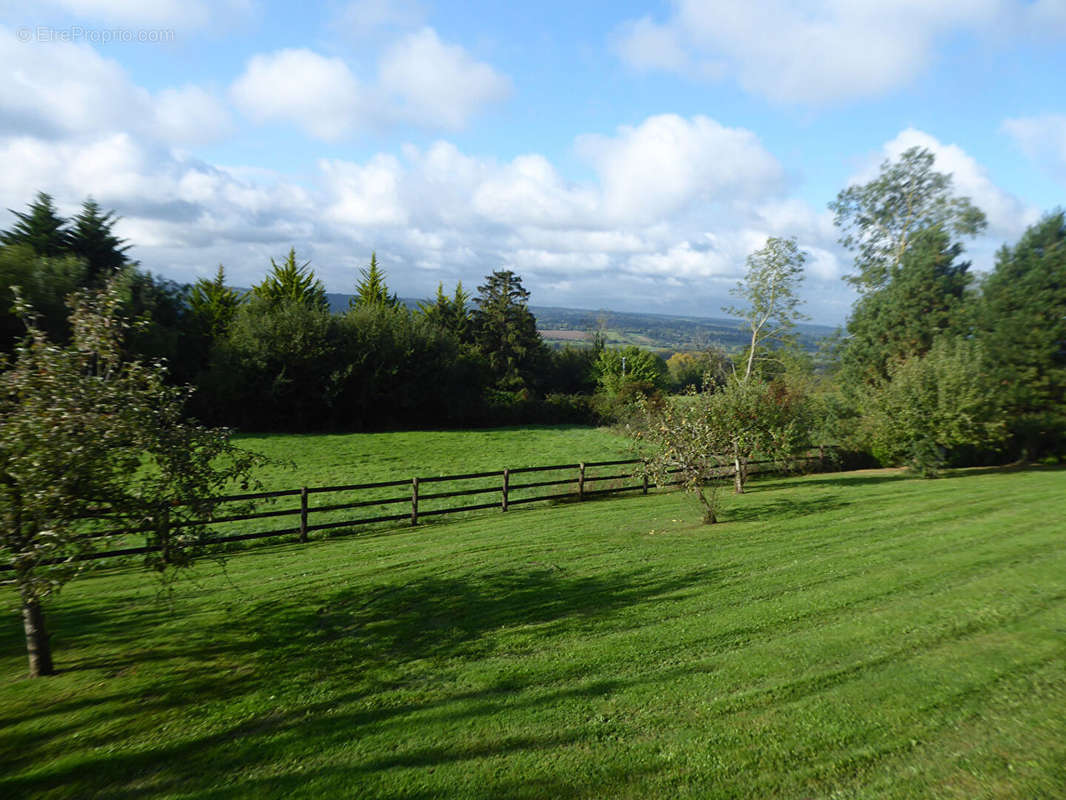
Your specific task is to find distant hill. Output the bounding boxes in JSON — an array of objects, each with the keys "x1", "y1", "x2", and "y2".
[{"x1": 324, "y1": 293, "x2": 836, "y2": 354}]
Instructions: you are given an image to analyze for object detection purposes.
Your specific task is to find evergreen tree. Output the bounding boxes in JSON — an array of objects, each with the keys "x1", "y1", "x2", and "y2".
[
  {"x1": 252, "y1": 248, "x2": 328, "y2": 311},
  {"x1": 188, "y1": 266, "x2": 244, "y2": 341},
  {"x1": 351, "y1": 252, "x2": 399, "y2": 310},
  {"x1": 472, "y1": 270, "x2": 543, "y2": 391},
  {"x1": 977, "y1": 212, "x2": 1066, "y2": 459},
  {"x1": 417, "y1": 280, "x2": 471, "y2": 343},
  {"x1": 68, "y1": 197, "x2": 132, "y2": 284},
  {"x1": 841, "y1": 226, "x2": 972, "y2": 383},
  {"x1": 1, "y1": 192, "x2": 70, "y2": 257}
]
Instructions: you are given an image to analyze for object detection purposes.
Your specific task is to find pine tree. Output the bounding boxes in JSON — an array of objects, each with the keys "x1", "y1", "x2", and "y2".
[
  {"x1": 68, "y1": 197, "x2": 132, "y2": 284},
  {"x1": 188, "y1": 265, "x2": 245, "y2": 340},
  {"x1": 472, "y1": 270, "x2": 543, "y2": 390},
  {"x1": 1, "y1": 192, "x2": 70, "y2": 257},
  {"x1": 417, "y1": 281, "x2": 471, "y2": 342},
  {"x1": 251, "y1": 248, "x2": 328, "y2": 311},
  {"x1": 351, "y1": 252, "x2": 400, "y2": 310}
]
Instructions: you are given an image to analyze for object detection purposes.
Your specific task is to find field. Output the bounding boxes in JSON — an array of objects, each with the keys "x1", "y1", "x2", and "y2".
[{"x1": 2, "y1": 431, "x2": 1065, "y2": 799}]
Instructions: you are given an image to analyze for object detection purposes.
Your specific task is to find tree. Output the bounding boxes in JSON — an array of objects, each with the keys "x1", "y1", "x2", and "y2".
[
  {"x1": 860, "y1": 338, "x2": 1005, "y2": 476},
  {"x1": 841, "y1": 226, "x2": 973, "y2": 383},
  {"x1": 666, "y1": 349, "x2": 731, "y2": 393},
  {"x1": 829, "y1": 146, "x2": 986, "y2": 293},
  {"x1": 977, "y1": 212, "x2": 1066, "y2": 459},
  {"x1": 0, "y1": 245, "x2": 87, "y2": 351},
  {"x1": 596, "y1": 345, "x2": 668, "y2": 396},
  {"x1": 68, "y1": 197, "x2": 132, "y2": 284},
  {"x1": 1, "y1": 282, "x2": 262, "y2": 676},
  {"x1": 188, "y1": 266, "x2": 244, "y2": 342},
  {"x1": 472, "y1": 270, "x2": 544, "y2": 391},
  {"x1": 725, "y1": 236, "x2": 808, "y2": 382},
  {"x1": 1, "y1": 192, "x2": 70, "y2": 257},
  {"x1": 417, "y1": 281, "x2": 472, "y2": 343},
  {"x1": 351, "y1": 252, "x2": 400, "y2": 310},
  {"x1": 252, "y1": 248, "x2": 328, "y2": 311},
  {"x1": 631, "y1": 390, "x2": 734, "y2": 524}
]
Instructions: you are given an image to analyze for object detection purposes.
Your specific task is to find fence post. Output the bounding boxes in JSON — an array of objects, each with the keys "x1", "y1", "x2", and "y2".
[
  {"x1": 578, "y1": 463, "x2": 585, "y2": 501},
  {"x1": 502, "y1": 469, "x2": 509, "y2": 512},
  {"x1": 299, "y1": 487, "x2": 308, "y2": 543},
  {"x1": 411, "y1": 477, "x2": 419, "y2": 526},
  {"x1": 642, "y1": 459, "x2": 649, "y2": 495}
]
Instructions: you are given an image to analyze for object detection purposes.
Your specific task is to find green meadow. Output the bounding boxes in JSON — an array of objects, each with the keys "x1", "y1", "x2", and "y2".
[{"x1": 2, "y1": 430, "x2": 1064, "y2": 799}]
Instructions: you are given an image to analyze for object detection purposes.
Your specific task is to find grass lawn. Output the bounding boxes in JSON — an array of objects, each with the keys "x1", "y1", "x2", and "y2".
[
  {"x1": 231, "y1": 426, "x2": 637, "y2": 490},
  {"x1": 2, "y1": 465, "x2": 1065, "y2": 798}
]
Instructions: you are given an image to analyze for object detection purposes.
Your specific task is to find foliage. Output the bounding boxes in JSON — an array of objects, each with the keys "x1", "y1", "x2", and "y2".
[
  {"x1": 0, "y1": 244, "x2": 87, "y2": 351},
  {"x1": 829, "y1": 146, "x2": 987, "y2": 293},
  {"x1": 630, "y1": 390, "x2": 734, "y2": 523},
  {"x1": 841, "y1": 225, "x2": 973, "y2": 384},
  {"x1": 251, "y1": 247, "x2": 328, "y2": 311},
  {"x1": 977, "y1": 212, "x2": 1066, "y2": 460},
  {"x1": 351, "y1": 252, "x2": 400, "y2": 310},
  {"x1": 472, "y1": 270, "x2": 545, "y2": 391},
  {"x1": 417, "y1": 280, "x2": 472, "y2": 343},
  {"x1": 666, "y1": 348, "x2": 731, "y2": 392},
  {"x1": 0, "y1": 192, "x2": 70, "y2": 257},
  {"x1": 0, "y1": 282, "x2": 262, "y2": 676},
  {"x1": 187, "y1": 265, "x2": 244, "y2": 342},
  {"x1": 597, "y1": 345, "x2": 668, "y2": 396},
  {"x1": 67, "y1": 198, "x2": 133, "y2": 284},
  {"x1": 724, "y1": 236, "x2": 808, "y2": 382},
  {"x1": 860, "y1": 338, "x2": 1006, "y2": 476}
]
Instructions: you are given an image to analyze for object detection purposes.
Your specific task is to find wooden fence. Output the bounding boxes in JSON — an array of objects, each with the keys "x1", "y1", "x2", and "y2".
[{"x1": 1, "y1": 450, "x2": 828, "y2": 571}]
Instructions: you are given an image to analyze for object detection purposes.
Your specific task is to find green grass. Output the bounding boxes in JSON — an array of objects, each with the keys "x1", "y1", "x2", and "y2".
[
  {"x1": 232, "y1": 426, "x2": 636, "y2": 490},
  {"x1": 2, "y1": 465, "x2": 1065, "y2": 799}
]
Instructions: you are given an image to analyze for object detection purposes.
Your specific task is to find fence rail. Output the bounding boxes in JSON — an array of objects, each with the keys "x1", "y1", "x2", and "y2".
[{"x1": 1, "y1": 449, "x2": 829, "y2": 571}]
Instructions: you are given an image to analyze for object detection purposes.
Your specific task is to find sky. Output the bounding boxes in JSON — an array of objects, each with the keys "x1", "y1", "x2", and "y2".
[{"x1": 1, "y1": 1, "x2": 1065, "y2": 325}]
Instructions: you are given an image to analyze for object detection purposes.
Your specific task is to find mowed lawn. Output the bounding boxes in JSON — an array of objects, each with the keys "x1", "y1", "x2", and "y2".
[{"x1": 2, "y1": 464, "x2": 1065, "y2": 799}]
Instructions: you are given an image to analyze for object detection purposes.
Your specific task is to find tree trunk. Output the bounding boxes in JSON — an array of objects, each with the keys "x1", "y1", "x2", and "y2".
[
  {"x1": 22, "y1": 598, "x2": 54, "y2": 677},
  {"x1": 733, "y1": 454, "x2": 744, "y2": 494}
]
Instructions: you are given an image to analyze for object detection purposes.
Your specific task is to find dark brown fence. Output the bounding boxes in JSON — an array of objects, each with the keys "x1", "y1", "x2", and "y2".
[{"x1": 1, "y1": 449, "x2": 829, "y2": 571}]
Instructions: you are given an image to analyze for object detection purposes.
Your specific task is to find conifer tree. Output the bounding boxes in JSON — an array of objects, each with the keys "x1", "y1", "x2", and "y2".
[
  {"x1": 1, "y1": 192, "x2": 70, "y2": 257},
  {"x1": 351, "y1": 252, "x2": 400, "y2": 310}
]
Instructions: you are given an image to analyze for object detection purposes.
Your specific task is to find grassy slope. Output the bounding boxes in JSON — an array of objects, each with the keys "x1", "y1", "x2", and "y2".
[
  {"x1": 232, "y1": 426, "x2": 636, "y2": 490},
  {"x1": 2, "y1": 466, "x2": 1065, "y2": 799}
]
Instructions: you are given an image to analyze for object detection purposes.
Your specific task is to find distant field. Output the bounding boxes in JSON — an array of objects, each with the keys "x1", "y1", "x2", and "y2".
[
  {"x1": 2, "y1": 465, "x2": 1064, "y2": 798},
  {"x1": 233, "y1": 425, "x2": 635, "y2": 490}
]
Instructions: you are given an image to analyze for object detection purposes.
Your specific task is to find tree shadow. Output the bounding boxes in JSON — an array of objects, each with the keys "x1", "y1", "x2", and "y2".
[
  {"x1": 724, "y1": 494, "x2": 850, "y2": 523},
  {"x1": 1, "y1": 564, "x2": 720, "y2": 799}
]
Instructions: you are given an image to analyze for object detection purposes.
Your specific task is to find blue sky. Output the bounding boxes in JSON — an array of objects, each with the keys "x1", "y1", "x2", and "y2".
[{"x1": 2, "y1": 0, "x2": 1065, "y2": 324}]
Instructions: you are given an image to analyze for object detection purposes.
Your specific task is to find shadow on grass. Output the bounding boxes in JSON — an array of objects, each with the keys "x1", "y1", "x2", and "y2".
[
  {"x1": 1, "y1": 564, "x2": 719, "y2": 799},
  {"x1": 725, "y1": 494, "x2": 849, "y2": 523}
]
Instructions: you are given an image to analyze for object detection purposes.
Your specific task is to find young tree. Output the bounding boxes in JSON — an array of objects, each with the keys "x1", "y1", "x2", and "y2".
[
  {"x1": 596, "y1": 345, "x2": 668, "y2": 396},
  {"x1": 829, "y1": 146, "x2": 986, "y2": 293},
  {"x1": 725, "y1": 236, "x2": 808, "y2": 382},
  {"x1": 351, "y1": 252, "x2": 400, "y2": 310},
  {"x1": 252, "y1": 248, "x2": 328, "y2": 311},
  {"x1": 631, "y1": 391, "x2": 734, "y2": 524},
  {"x1": 472, "y1": 270, "x2": 544, "y2": 391},
  {"x1": 68, "y1": 198, "x2": 133, "y2": 284},
  {"x1": 1, "y1": 192, "x2": 70, "y2": 257},
  {"x1": 1, "y1": 283, "x2": 263, "y2": 676}
]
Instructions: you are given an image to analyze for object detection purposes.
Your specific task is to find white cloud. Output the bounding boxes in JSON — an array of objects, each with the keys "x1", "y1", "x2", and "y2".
[
  {"x1": 319, "y1": 154, "x2": 408, "y2": 226},
  {"x1": 230, "y1": 49, "x2": 365, "y2": 141},
  {"x1": 577, "y1": 114, "x2": 784, "y2": 223},
  {"x1": 612, "y1": 0, "x2": 1009, "y2": 104},
  {"x1": 1003, "y1": 113, "x2": 1066, "y2": 179},
  {"x1": 378, "y1": 27, "x2": 511, "y2": 129},
  {"x1": 230, "y1": 29, "x2": 510, "y2": 138},
  {"x1": 0, "y1": 26, "x2": 231, "y2": 145},
  {"x1": 879, "y1": 128, "x2": 1040, "y2": 238}
]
